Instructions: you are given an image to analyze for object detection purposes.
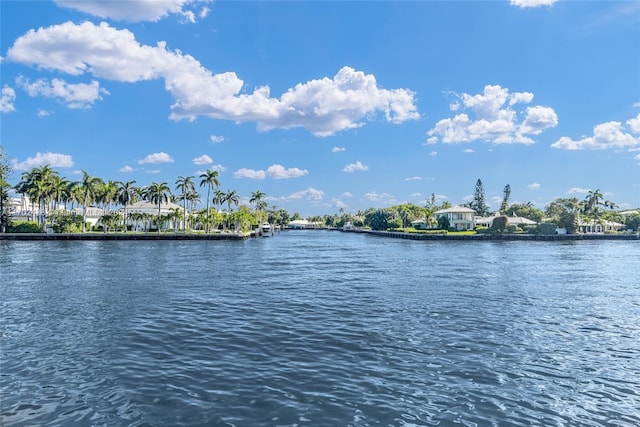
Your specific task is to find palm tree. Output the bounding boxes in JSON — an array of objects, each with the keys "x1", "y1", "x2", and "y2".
[
  {"x1": 79, "y1": 170, "x2": 104, "y2": 232},
  {"x1": 175, "y1": 175, "x2": 195, "y2": 233},
  {"x1": 199, "y1": 170, "x2": 220, "y2": 233},
  {"x1": 584, "y1": 189, "x2": 604, "y2": 232},
  {"x1": 142, "y1": 182, "x2": 171, "y2": 233},
  {"x1": 116, "y1": 180, "x2": 137, "y2": 232},
  {"x1": 250, "y1": 190, "x2": 266, "y2": 225},
  {"x1": 223, "y1": 189, "x2": 239, "y2": 231}
]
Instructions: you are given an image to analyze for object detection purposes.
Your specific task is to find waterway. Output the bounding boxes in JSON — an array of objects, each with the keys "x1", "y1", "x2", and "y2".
[{"x1": 1, "y1": 231, "x2": 639, "y2": 426}]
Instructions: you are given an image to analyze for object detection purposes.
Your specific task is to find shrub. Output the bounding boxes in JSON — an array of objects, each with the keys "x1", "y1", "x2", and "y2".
[
  {"x1": 387, "y1": 218, "x2": 402, "y2": 229},
  {"x1": 491, "y1": 216, "x2": 509, "y2": 233},
  {"x1": 7, "y1": 221, "x2": 43, "y2": 233}
]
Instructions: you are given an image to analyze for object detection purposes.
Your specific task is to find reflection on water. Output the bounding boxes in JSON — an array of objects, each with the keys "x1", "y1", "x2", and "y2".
[{"x1": 1, "y1": 234, "x2": 639, "y2": 426}]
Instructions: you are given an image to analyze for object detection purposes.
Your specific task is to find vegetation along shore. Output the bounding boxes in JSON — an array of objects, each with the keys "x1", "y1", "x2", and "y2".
[{"x1": 1, "y1": 145, "x2": 639, "y2": 238}]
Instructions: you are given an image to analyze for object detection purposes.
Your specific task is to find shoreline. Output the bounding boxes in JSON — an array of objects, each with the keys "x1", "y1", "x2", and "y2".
[
  {"x1": 0, "y1": 229, "x2": 637, "y2": 241},
  {"x1": 0, "y1": 232, "x2": 250, "y2": 241},
  {"x1": 350, "y1": 229, "x2": 639, "y2": 241}
]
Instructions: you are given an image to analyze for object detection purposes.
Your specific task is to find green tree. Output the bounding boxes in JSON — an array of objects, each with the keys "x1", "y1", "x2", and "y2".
[
  {"x1": 199, "y1": 169, "x2": 220, "y2": 233},
  {"x1": 223, "y1": 189, "x2": 239, "y2": 230},
  {"x1": 500, "y1": 184, "x2": 511, "y2": 213},
  {"x1": 79, "y1": 170, "x2": 104, "y2": 232},
  {"x1": 142, "y1": 182, "x2": 171, "y2": 233},
  {"x1": 470, "y1": 179, "x2": 490, "y2": 217},
  {"x1": 250, "y1": 190, "x2": 266, "y2": 225},
  {"x1": 0, "y1": 145, "x2": 12, "y2": 232},
  {"x1": 437, "y1": 214, "x2": 450, "y2": 230},
  {"x1": 175, "y1": 175, "x2": 195, "y2": 232},
  {"x1": 116, "y1": 180, "x2": 137, "y2": 232},
  {"x1": 366, "y1": 209, "x2": 390, "y2": 231},
  {"x1": 491, "y1": 215, "x2": 509, "y2": 233}
]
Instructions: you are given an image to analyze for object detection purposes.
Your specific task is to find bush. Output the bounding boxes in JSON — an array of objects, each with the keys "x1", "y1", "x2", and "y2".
[
  {"x1": 387, "y1": 218, "x2": 402, "y2": 229},
  {"x1": 491, "y1": 216, "x2": 509, "y2": 233},
  {"x1": 7, "y1": 221, "x2": 43, "y2": 233}
]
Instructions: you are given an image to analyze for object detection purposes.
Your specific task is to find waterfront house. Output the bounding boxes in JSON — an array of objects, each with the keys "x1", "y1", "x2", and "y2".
[
  {"x1": 123, "y1": 200, "x2": 184, "y2": 231},
  {"x1": 434, "y1": 205, "x2": 476, "y2": 231},
  {"x1": 578, "y1": 220, "x2": 625, "y2": 233},
  {"x1": 475, "y1": 214, "x2": 538, "y2": 229}
]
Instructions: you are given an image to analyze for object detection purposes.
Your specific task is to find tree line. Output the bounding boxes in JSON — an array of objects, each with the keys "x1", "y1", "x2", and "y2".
[{"x1": 1, "y1": 146, "x2": 638, "y2": 234}]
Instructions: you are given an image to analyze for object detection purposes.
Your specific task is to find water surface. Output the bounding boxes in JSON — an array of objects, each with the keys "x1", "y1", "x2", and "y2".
[{"x1": 1, "y1": 231, "x2": 639, "y2": 426}]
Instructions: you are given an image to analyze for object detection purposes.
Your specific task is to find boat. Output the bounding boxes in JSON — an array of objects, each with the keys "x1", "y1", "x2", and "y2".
[{"x1": 260, "y1": 223, "x2": 273, "y2": 237}]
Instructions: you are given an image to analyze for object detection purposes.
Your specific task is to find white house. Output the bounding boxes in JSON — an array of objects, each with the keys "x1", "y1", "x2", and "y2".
[
  {"x1": 578, "y1": 220, "x2": 625, "y2": 233},
  {"x1": 434, "y1": 205, "x2": 476, "y2": 230},
  {"x1": 123, "y1": 200, "x2": 184, "y2": 231},
  {"x1": 475, "y1": 214, "x2": 537, "y2": 228}
]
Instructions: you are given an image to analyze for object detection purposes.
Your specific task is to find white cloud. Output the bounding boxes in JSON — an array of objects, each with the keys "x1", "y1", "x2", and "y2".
[
  {"x1": 343, "y1": 161, "x2": 369, "y2": 172},
  {"x1": 210, "y1": 135, "x2": 225, "y2": 144},
  {"x1": 510, "y1": 0, "x2": 558, "y2": 8},
  {"x1": 332, "y1": 146, "x2": 346, "y2": 152},
  {"x1": 233, "y1": 168, "x2": 266, "y2": 179},
  {"x1": 567, "y1": 187, "x2": 590, "y2": 195},
  {"x1": 427, "y1": 85, "x2": 557, "y2": 145},
  {"x1": 138, "y1": 152, "x2": 174, "y2": 164},
  {"x1": 120, "y1": 165, "x2": 134, "y2": 172},
  {"x1": 363, "y1": 191, "x2": 398, "y2": 205},
  {"x1": 405, "y1": 176, "x2": 422, "y2": 181},
  {"x1": 6, "y1": 22, "x2": 418, "y2": 136},
  {"x1": 12, "y1": 152, "x2": 74, "y2": 170},
  {"x1": 0, "y1": 85, "x2": 16, "y2": 113},
  {"x1": 429, "y1": 151, "x2": 438, "y2": 156},
  {"x1": 53, "y1": 0, "x2": 210, "y2": 23},
  {"x1": 332, "y1": 198, "x2": 349, "y2": 209},
  {"x1": 551, "y1": 114, "x2": 640, "y2": 150},
  {"x1": 464, "y1": 148, "x2": 475, "y2": 153},
  {"x1": 267, "y1": 164, "x2": 308, "y2": 179},
  {"x1": 145, "y1": 169, "x2": 161, "y2": 174},
  {"x1": 37, "y1": 109, "x2": 52, "y2": 117},
  {"x1": 282, "y1": 187, "x2": 325, "y2": 202},
  {"x1": 528, "y1": 182, "x2": 541, "y2": 190},
  {"x1": 17, "y1": 76, "x2": 108, "y2": 109},
  {"x1": 341, "y1": 192, "x2": 353, "y2": 198},
  {"x1": 192, "y1": 154, "x2": 213, "y2": 165},
  {"x1": 634, "y1": 102, "x2": 640, "y2": 108}
]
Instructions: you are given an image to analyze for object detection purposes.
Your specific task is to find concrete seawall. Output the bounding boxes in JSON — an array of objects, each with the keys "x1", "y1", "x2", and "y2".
[
  {"x1": 0, "y1": 232, "x2": 250, "y2": 241},
  {"x1": 348, "y1": 229, "x2": 639, "y2": 241}
]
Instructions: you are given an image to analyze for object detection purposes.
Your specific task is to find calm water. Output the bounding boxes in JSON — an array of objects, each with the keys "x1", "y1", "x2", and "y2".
[{"x1": 1, "y1": 231, "x2": 639, "y2": 426}]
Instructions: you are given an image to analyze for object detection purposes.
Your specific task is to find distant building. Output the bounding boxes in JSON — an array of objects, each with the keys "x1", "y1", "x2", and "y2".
[
  {"x1": 434, "y1": 205, "x2": 476, "y2": 231},
  {"x1": 578, "y1": 220, "x2": 625, "y2": 233}
]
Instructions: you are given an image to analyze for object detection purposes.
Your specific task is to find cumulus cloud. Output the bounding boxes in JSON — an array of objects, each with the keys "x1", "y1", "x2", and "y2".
[
  {"x1": 551, "y1": 113, "x2": 640, "y2": 150},
  {"x1": 192, "y1": 154, "x2": 213, "y2": 165},
  {"x1": 364, "y1": 191, "x2": 397, "y2": 205},
  {"x1": 12, "y1": 152, "x2": 74, "y2": 170},
  {"x1": 332, "y1": 198, "x2": 349, "y2": 209},
  {"x1": 37, "y1": 109, "x2": 52, "y2": 117},
  {"x1": 281, "y1": 187, "x2": 325, "y2": 202},
  {"x1": 210, "y1": 135, "x2": 225, "y2": 144},
  {"x1": 6, "y1": 21, "x2": 418, "y2": 136},
  {"x1": 17, "y1": 76, "x2": 108, "y2": 109},
  {"x1": 332, "y1": 146, "x2": 346, "y2": 152},
  {"x1": 427, "y1": 85, "x2": 558, "y2": 145},
  {"x1": 267, "y1": 164, "x2": 308, "y2": 179},
  {"x1": 138, "y1": 152, "x2": 174, "y2": 164},
  {"x1": 510, "y1": 0, "x2": 559, "y2": 8},
  {"x1": 528, "y1": 182, "x2": 541, "y2": 190},
  {"x1": 341, "y1": 192, "x2": 353, "y2": 198},
  {"x1": 567, "y1": 187, "x2": 590, "y2": 195},
  {"x1": 234, "y1": 168, "x2": 266, "y2": 179},
  {"x1": 343, "y1": 161, "x2": 369, "y2": 172},
  {"x1": 405, "y1": 176, "x2": 421, "y2": 181},
  {"x1": 120, "y1": 165, "x2": 134, "y2": 172},
  {"x1": 0, "y1": 85, "x2": 16, "y2": 113},
  {"x1": 53, "y1": 0, "x2": 211, "y2": 23},
  {"x1": 232, "y1": 164, "x2": 308, "y2": 179}
]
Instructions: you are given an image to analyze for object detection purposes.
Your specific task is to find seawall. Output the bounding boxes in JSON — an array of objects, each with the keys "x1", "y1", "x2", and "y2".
[
  {"x1": 0, "y1": 232, "x2": 250, "y2": 241},
  {"x1": 348, "y1": 229, "x2": 639, "y2": 241}
]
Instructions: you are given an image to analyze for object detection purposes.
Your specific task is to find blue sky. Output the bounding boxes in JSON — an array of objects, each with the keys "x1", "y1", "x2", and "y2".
[{"x1": 1, "y1": 0, "x2": 639, "y2": 216}]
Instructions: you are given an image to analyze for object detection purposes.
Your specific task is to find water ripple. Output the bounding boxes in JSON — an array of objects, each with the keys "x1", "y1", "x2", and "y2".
[{"x1": 1, "y1": 235, "x2": 639, "y2": 426}]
